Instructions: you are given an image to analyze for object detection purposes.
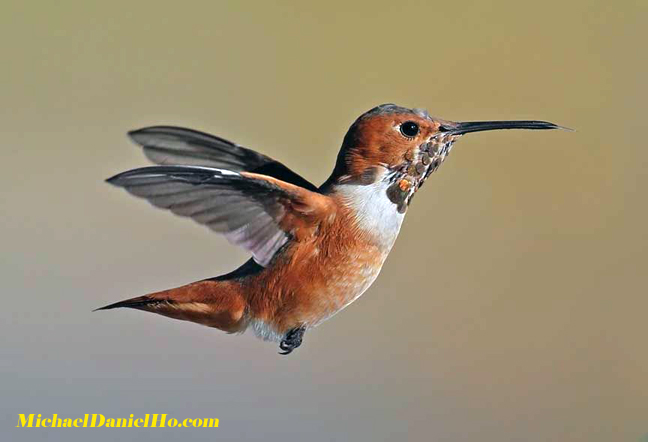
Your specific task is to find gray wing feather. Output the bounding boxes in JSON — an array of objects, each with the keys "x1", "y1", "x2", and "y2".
[
  {"x1": 107, "y1": 166, "x2": 289, "y2": 266},
  {"x1": 127, "y1": 126, "x2": 320, "y2": 192},
  {"x1": 129, "y1": 126, "x2": 274, "y2": 171}
]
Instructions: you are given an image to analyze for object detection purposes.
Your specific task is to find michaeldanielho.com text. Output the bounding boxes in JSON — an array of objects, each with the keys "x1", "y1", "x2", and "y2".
[{"x1": 16, "y1": 414, "x2": 219, "y2": 428}]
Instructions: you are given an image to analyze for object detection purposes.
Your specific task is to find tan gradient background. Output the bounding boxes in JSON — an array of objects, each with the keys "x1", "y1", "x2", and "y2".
[{"x1": 1, "y1": 1, "x2": 646, "y2": 441}]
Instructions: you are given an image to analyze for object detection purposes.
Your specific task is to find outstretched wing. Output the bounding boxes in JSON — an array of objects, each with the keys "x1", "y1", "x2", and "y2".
[
  {"x1": 128, "y1": 126, "x2": 319, "y2": 192},
  {"x1": 107, "y1": 166, "x2": 332, "y2": 266}
]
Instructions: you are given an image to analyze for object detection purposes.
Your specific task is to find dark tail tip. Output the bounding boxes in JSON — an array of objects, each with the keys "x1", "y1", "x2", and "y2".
[
  {"x1": 93, "y1": 301, "x2": 126, "y2": 312},
  {"x1": 93, "y1": 297, "x2": 158, "y2": 312}
]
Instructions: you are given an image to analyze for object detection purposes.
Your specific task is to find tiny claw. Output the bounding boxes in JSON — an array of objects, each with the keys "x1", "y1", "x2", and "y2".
[
  {"x1": 279, "y1": 340, "x2": 293, "y2": 355},
  {"x1": 277, "y1": 326, "x2": 306, "y2": 355}
]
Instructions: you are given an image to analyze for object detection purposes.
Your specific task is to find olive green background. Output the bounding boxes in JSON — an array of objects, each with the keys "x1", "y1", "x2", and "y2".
[{"x1": 2, "y1": 1, "x2": 646, "y2": 441}]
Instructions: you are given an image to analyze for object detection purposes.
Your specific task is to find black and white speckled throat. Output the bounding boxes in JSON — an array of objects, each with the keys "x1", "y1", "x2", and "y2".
[{"x1": 385, "y1": 135, "x2": 458, "y2": 213}]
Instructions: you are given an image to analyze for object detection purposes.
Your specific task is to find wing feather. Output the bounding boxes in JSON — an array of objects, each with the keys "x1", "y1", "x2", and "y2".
[
  {"x1": 107, "y1": 165, "x2": 330, "y2": 266},
  {"x1": 128, "y1": 126, "x2": 319, "y2": 192}
]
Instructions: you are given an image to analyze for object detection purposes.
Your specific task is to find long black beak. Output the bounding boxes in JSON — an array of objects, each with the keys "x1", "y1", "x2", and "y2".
[{"x1": 443, "y1": 120, "x2": 571, "y2": 135}]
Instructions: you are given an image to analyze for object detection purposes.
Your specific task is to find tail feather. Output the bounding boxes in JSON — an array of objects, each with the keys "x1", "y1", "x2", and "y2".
[
  {"x1": 95, "y1": 280, "x2": 248, "y2": 333},
  {"x1": 93, "y1": 296, "x2": 166, "y2": 311}
]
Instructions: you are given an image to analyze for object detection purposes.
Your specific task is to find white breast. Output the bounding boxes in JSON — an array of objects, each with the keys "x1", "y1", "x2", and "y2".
[{"x1": 334, "y1": 174, "x2": 405, "y2": 251}]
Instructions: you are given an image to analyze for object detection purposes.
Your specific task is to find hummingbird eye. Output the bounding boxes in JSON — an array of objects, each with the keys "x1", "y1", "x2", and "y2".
[{"x1": 400, "y1": 121, "x2": 419, "y2": 138}]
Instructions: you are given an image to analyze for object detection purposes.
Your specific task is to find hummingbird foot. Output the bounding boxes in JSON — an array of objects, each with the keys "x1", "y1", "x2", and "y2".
[{"x1": 278, "y1": 326, "x2": 306, "y2": 355}]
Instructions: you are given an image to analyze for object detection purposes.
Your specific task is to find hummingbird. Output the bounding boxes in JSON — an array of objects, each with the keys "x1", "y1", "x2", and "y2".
[{"x1": 97, "y1": 104, "x2": 565, "y2": 354}]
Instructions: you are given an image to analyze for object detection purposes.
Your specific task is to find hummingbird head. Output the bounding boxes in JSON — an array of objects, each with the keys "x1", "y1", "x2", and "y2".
[{"x1": 326, "y1": 103, "x2": 566, "y2": 213}]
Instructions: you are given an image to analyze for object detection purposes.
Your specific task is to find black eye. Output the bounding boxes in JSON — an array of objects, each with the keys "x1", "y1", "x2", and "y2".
[{"x1": 400, "y1": 121, "x2": 419, "y2": 138}]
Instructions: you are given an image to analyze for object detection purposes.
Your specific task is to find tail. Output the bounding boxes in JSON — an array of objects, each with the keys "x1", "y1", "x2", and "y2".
[{"x1": 95, "y1": 279, "x2": 248, "y2": 333}]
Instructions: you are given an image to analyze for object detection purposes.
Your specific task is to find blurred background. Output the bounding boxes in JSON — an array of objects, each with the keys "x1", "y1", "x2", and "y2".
[{"x1": 1, "y1": 1, "x2": 646, "y2": 441}]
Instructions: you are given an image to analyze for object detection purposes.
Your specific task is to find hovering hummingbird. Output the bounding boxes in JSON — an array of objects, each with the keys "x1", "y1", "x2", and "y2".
[{"x1": 97, "y1": 104, "x2": 566, "y2": 354}]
